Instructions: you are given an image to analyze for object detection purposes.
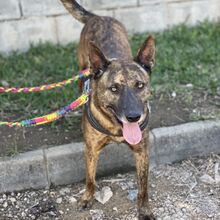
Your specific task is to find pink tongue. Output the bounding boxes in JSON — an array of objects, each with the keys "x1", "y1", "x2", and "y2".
[{"x1": 122, "y1": 122, "x2": 142, "y2": 145}]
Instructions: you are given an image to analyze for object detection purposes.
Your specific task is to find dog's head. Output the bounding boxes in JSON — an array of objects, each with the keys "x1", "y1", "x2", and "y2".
[{"x1": 88, "y1": 36, "x2": 155, "y2": 145}]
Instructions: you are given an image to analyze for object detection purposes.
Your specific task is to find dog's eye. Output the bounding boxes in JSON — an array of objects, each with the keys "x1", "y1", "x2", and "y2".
[
  {"x1": 110, "y1": 86, "x2": 118, "y2": 92},
  {"x1": 136, "y1": 82, "x2": 145, "y2": 89}
]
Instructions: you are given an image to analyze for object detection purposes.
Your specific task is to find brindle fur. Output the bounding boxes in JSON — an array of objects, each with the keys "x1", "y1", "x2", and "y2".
[{"x1": 60, "y1": 1, "x2": 156, "y2": 219}]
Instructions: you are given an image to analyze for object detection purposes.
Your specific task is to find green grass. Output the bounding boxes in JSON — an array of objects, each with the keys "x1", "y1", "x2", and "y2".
[
  {"x1": 0, "y1": 43, "x2": 79, "y2": 118},
  {"x1": 131, "y1": 21, "x2": 220, "y2": 93},
  {"x1": 0, "y1": 21, "x2": 220, "y2": 119}
]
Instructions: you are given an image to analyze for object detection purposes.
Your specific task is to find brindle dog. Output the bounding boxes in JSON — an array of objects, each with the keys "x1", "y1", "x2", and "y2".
[{"x1": 60, "y1": 1, "x2": 156, "y2": 219}]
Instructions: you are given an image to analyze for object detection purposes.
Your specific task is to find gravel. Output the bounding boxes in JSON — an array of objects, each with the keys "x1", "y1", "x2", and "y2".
[{"x1": 0, "y1": 154, "x2": 219, "y2": 220}]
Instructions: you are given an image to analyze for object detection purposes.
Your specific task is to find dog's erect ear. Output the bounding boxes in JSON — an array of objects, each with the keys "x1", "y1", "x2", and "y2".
[
  {"x1": 134, "y1": 36, "x2": 155, "y2": 74},
  {"x1": 89, "y1": 42, "x2": 110, "y2": 78}
]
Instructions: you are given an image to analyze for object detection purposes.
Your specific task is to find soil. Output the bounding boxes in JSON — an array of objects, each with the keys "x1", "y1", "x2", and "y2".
[
  {"x1": 0, "y1": 89, "x2": 219, "y2": 157},
  {"x1": 0, "y1": 155, "x2": 219, "y2": 219}
]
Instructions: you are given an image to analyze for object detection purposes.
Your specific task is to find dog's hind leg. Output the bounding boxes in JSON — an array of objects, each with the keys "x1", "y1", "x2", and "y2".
[{"x1": 131, "y1": 135, "x2": 156, "y2": 220}]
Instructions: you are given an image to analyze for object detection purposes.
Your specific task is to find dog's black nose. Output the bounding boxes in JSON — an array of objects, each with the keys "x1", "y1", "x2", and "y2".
[{"x1": 126, "y1": 114, "x2": 141, "y2": 122}]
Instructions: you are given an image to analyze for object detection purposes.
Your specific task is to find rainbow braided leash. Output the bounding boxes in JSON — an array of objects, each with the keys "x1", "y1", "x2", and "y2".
[
  {"x1": 0, "y1": 69, "x2": 91, "y2": 127},
  {"x1": 0, "y1": 69, "x2": 90, "y2": 93}
]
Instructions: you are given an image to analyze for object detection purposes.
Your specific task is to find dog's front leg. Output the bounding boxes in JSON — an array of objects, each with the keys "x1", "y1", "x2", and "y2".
[
  {"x1": 131, "y1": 134, "x2": 156, "y2": 220},
  {"x1": 80, "y1": 147, "x2": 99, "y2": 209},
  {"x1": 80, "y1": 135, "x2": 107, "y2": 209}
]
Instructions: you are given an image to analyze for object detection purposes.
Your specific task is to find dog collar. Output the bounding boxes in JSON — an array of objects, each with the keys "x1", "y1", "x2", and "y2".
[
  {"x1": 85, "y1": 100, "x2": 118, "y2": 136},
  {"x1": 85, "y1": 99, "x2": 150, "y2": 137}
]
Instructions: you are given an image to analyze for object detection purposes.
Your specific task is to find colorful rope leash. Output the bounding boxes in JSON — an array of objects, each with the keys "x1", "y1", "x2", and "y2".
[
  {"x1": 0, "y1": 69, "x2": 90, "y2": 93},
  {"x1": 0, "y1": 69, "x2": 92, "y2": 127},
  {"x1": 0, "y1": 93, "x2": 89, "y2": 127}
]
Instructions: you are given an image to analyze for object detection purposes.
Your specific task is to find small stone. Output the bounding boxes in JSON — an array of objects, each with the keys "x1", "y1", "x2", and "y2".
[
  {"x1": 3, "y1": 202, "x2": 8, "y2": 208},
  {"x1": 95, "y1": 186, "x2": 113, "y2": 205},
  {"x1": 151, "y1": 184, "x2": 156, "y2": 188},
  {"x1": 56, "y1": 198, "x2": 62, "y2": 204},
  {"x1": 171, "y1": 91, "x2": 176, "y2": 98},
  {"x1": 78, "y1": 189, "x2": 86, "y2": 195},
  {"x1": 49, "y1": 211, "x2": 57, "y2": 217},
  {"x1": 10, "y1": 197, "x2": 16, "y2": 203},
  {"x1": 30, "y1": 192, "x2": 36, "y2": 197},
  {"x1": 49, "y1": 191, "x2": 56, "y2": 197},
  {"x1": 90, "y1": 209, "x2": 104, "y2": 220},
  {"x1": 69, "y1": 196, "x2": 77, "y2": 203},
  {"x1": 59, "y1": 210, "x2": 64, "y2": 215},
  {"x1": 127, "y1": 181, "x2": 135, "y2": 189},
  {"x1": 163, "y1": 216, "x2": 172, "y2": 220},
  {"x1": 158, "y1": 207, "x2": 164, "y2": 213},
  {"x1": 200, "y1": 174, "x2": 215, "y2": 184},
  {"x1": 113, "y1": 207, "x2": 118, "y2": 212},
  {"x1": 214, "y1": 163, "x2": 220, "y2": 183},
  {"x1": 127, "y1": 189, "x2": 138, "y2": 202},
  {"x1": 119, "y1": 182, "x2": 128, "y2": 190},
  {"x1": 118, "y1": 180, "x2": 135, "y2": 190},
  {"x1": 59, "y1": 188, "x2": 71, "y2": 195},
  {"x1": 181, "y1": 207, "x2": 187, "y2": 213}
]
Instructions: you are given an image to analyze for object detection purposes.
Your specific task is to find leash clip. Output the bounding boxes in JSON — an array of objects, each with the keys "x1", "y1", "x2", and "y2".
[{"x1": 83, "y1": 79, "x2": 91, "y2": 94}]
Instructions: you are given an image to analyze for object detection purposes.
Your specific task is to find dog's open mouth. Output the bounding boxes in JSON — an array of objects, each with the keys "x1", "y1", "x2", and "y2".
[
  {"x1": 122, "y1": 121, "x2": 142, "y2": 145},
  {"x1": 108, "y1": 106, "x2": 143, "y2": 145},
  {"x1": 117, "y1": 117, "x2": 142, "y2": 145}
]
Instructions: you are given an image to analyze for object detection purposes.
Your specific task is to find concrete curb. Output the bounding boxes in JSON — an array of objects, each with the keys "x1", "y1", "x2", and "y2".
[{"x1": 0, "y1": 120, "x2": 220, "y2": 193}]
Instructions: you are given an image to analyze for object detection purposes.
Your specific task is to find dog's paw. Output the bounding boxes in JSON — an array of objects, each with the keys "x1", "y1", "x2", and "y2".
[
  {"x1": 138, "y1": 213, "x2": 156, "y2": 220},
  {"x1": 77, "y1": 199, "x2": 93, "y2": 210}
]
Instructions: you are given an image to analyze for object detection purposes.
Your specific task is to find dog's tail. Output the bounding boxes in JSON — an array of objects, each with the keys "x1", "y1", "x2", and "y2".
[{"x1": 60, "y1": 0, "x2": 95, "y2": 23}]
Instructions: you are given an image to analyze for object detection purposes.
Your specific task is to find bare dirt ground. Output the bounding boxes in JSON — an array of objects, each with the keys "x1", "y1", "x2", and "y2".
[
  {"x1": 0, "y1": 89, "x2": 219, "y2": 156},
  {"x1": 0, "y1": 155, "x2": 219, "y2": 220}
]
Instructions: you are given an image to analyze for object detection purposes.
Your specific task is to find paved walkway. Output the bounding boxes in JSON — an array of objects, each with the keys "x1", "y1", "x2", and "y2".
[{"x1": 0, "y1": 155, "x2": 219, "y2": 220}]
